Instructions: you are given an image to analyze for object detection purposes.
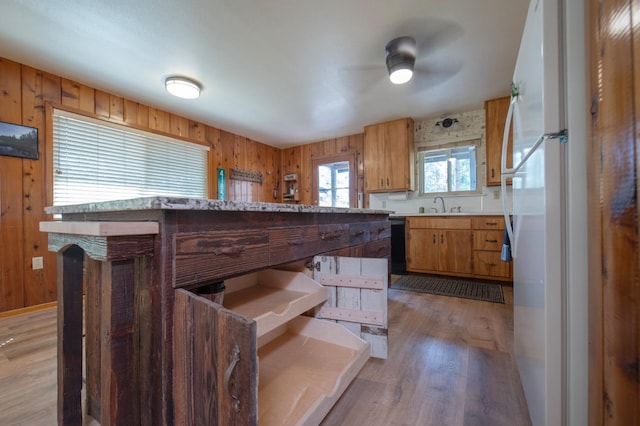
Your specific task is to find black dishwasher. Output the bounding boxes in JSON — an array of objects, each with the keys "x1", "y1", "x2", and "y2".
[{"x1": 390, "y1": 216, "x2": 407, "y2": 275}]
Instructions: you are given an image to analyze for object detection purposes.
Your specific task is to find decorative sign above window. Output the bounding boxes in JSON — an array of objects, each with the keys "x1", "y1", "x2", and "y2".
[
  {"x1": 0, "y1": 121, "x2": 38, "y2": 160},
  {"x1": 229, "y1": 168, "x2": 264, "y2": 184}
]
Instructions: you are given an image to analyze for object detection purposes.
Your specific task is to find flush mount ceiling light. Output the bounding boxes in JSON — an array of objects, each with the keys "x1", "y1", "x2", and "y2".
[
  {"x1": 433, "y1": 117, "x2": 460, "y2": 133},
  {"x1": 165, "y1": 76, "x2": 201, "y2": 99},
  {"x1": 385, "y1": 36, "x2": 416, "y2": 85}
]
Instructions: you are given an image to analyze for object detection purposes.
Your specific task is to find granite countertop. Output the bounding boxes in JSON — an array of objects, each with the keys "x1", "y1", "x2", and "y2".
[{"x1": 45, "y1": 196, "x2": 393, "y2": 215}]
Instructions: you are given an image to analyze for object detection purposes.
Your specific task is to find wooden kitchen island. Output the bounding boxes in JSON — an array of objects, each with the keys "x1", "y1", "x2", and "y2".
[{"x1": 40, "y1": 197, "x2": 390, "y2": 425}]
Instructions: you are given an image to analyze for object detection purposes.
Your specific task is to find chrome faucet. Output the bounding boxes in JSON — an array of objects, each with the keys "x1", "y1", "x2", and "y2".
[{"x1": 434, "y1": 196, "x2": 445, "y2": 213}]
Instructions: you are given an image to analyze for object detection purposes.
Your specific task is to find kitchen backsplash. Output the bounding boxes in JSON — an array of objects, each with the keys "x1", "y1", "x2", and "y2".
[{"x1": 368, "y1": 107, "x2": 513, "y2": 215}]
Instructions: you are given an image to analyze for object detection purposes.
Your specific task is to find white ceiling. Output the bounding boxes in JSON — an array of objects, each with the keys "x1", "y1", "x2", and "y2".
[{"x1": 0, "y1": 0, "x2": 529, "y2": 148}]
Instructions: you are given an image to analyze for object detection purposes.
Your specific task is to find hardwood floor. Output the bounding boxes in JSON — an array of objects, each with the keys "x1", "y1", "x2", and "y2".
[
  {"x1": 321, "y1": 284, "x2": 531, "y2": 426},
  {"x1": 0, "y1": 284, "x2": 530, "y2": 425}
]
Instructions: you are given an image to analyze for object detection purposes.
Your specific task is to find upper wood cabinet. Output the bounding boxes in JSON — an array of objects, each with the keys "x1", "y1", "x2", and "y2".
[
  {"x1": 364, "y1": 117, "x2": 414, "y2": 192},
  {"x1": 485, "y1": 96, "x2": 513, "y2": 186}
]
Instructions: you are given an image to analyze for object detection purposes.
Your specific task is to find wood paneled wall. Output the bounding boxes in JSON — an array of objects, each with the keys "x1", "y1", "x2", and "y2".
[
  {"x1": 588, "y1": 0, "x2": 639, "y2": 423},
  {"x1": 280, "y1": 133, "x2": 364, "y2": 206},
  {"x1": 0, "y1": 57, "x2": 280, "y2": 313}
]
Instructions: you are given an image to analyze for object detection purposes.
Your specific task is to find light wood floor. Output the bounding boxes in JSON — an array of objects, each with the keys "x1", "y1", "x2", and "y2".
[{"x1": 0, "y1": 284, "x2": 530, "y2": 426}]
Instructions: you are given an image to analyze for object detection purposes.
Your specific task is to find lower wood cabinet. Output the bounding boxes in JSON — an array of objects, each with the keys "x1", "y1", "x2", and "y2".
[
  {"x1": 406, "y1": 217, "x2": 473, "y2": 276},
  {"x1": 406, "y1": 215, "x2": 512, "y2": 281},
  {"x1": 174, "y1": 257, "x2": 387, "y2": 426}
]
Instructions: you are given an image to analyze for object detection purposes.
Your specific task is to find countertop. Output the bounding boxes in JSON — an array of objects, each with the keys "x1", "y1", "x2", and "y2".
[
  {"x1": 391, "y1": 212, "x2": 505, "y2": 217},
  {"x1": 45, "y1": 196, "x2": 392, "y2": 215}
]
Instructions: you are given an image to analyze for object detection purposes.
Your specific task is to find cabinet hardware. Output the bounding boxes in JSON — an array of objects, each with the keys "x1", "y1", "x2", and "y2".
[
  {"x1": 353, "y1": 230, "x2": 365, "y2": 237},
  {"x1": 213, "y1": 246, "x2": 245, "y2": 256},
  {"x1": 485, "y1": 239, "x2": 498, "y2": 243},
  {"x1": 223, "y1": 345, "x2": 241, "y2": 413},
  {"x1": 320, "y1": 231, "x2": 342, "y2": 241},
  {"x1": 432, "y1": 234, "x2": 436, "y2": 244},
  {"x1": 440, "y1": 234, "x2": 444, "y2": 244},
  {"x1": 485, "y1": 222, "x2": 498, "y2": 226},
  {"x1": 287, "y1": 238, "x2": 304, "y2": 246}
]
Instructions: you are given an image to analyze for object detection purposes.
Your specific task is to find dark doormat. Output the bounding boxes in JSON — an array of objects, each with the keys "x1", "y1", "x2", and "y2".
[{"x1": 391, "y1": 274, "x2": 505, "y2": 304}]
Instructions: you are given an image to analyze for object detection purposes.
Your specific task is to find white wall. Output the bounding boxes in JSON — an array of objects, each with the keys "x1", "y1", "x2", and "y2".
[{"x1": 369, "y1": 107, "x2": 512, "y2": 215}]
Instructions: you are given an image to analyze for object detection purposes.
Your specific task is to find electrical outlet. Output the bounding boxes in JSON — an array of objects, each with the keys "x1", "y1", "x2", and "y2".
[
  {"x1": 493, "y1": 190, "x2": 500, "y2": 200},
  {"x1": 32, "y1": 256, "x2": 44, "y2": 270},
  {"x1": 382, "y1": 200, "x2": 387, "y2": 208}
]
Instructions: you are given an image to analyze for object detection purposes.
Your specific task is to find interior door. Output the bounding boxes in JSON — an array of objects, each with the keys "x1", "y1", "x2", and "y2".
[
  {"x1": 173, "y1": 289, "x2": 258, "y2": 425},
  {"x1": 313, "y1": 256, "x2": 388, "y2": 359}
]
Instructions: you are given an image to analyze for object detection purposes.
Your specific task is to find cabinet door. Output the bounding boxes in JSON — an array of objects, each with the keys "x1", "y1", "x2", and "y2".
[
  {"x1": 314, "y1": 256, "x2": 388, "y2": 359},
  {"x1": 407, "y1": 228, "x2": 439, "y2": 271},
  {"x1": 363, "y1": 123, "x2": 385, "y2": 191},
  {"x1": 438, "y1": 230, "x2": 473, "y2": 274},
  {"x1": 485, "y1": 96, "x2": 513, "y2": 186},
  {"x1": 385, "y1": 118, "x2": 414, "y2": 191},
  {"x1": 174, "y1": 289, "x2": 258, "y2": 426}
]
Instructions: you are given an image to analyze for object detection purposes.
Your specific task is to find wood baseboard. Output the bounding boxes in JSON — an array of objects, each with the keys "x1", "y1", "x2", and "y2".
[{"x1": 0, "y1": 301, "x2": 57, "y2": 318}]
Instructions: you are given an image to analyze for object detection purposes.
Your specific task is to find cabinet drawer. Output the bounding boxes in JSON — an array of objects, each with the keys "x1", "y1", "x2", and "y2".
[
  {"x1": 174, "y1": 229, "x2": 269, "y2": 287},
  {"x1": 317, "y1": 223, "x2": 350, "y2": 252},
  {"x1": 473, "y1": 251, "x2": 511, "y2": 278},
  {"x1": 224, "y1": 269, "x2": 327, "y2": 338},
  {"x1": 369, "y1": 220, "x2": 391, "y2": 241},
  {"x1": 257, "y1": 316, "x2": 369, "y2": 426},
  {"x1": 269, "y1": 225, "x2": 320, "y2": 265},
  {"x1": 407, "y1": 216, "x2": 471, "y2": 230},
  {"x1": 472, "y1": 216, "x2": 505, "y2": 230},
  {"x1": 349, "y1": 222, "x2": 371, "y2": 245},
  {"x1": 474, "y1": 230, "x2": 504, "y2": 251},
  {"x1": 363, "y1": 238, "x2": 390, "y2": 258}
]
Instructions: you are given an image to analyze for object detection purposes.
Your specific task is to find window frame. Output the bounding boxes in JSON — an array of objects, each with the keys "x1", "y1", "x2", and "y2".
[
  {"x1": 311, "y1": 153, "x2": 356, "y2": 207},
  {"x1": 416, "y1": 140, "x2": 480, "y2": 196}
]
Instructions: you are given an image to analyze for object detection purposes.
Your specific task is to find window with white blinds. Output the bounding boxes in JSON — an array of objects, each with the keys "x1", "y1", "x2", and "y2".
[{"x1": 52, "y1": 109, "x2": 209, "y2": 206}]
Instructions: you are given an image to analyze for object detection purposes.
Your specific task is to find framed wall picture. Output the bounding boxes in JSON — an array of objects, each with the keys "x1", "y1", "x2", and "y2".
[{"x1": 0, "y1": 121, "x2": 38, "y2": 160}]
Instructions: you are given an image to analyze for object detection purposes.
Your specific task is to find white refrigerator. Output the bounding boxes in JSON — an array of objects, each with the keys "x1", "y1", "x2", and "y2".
[{"x1": 500, "y1": 0, "x2": 588, "y2": 425}]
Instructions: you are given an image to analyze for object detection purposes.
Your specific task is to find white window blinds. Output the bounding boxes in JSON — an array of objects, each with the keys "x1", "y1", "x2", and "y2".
[{"x1": 52, "y1": 109, "x2": 209, "y2": 206}]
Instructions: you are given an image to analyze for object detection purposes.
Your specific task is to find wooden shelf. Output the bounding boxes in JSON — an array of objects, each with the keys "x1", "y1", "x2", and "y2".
[
  {"x1": 257, "y1": 316, "x2": 370, "y2": 426},
  {"x1": 224, "y1": 269, "x2": 327, "y2": 338}
]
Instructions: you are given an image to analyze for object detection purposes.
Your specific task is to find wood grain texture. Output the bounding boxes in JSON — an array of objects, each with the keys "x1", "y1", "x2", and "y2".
[
  {"x1": 0, "y1": 56, "x2": 282, "y2": 312},
  {"x1": 0, "y1": 281, "x2": 528, "y2": 425},
  {"x1": 589, "y1": 0, "x2": 640, "y2": 424},
  {"x1": 321, "y1": 284, "x2": 530, "y2": 426}
]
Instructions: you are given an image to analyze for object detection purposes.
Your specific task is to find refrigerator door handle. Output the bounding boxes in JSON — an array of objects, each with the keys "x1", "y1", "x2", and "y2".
[{"x1": 500, "y1": 96, "x2": 517, "y2": 257}]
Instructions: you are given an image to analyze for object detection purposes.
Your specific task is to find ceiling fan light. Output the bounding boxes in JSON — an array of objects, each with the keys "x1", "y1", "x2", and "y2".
[
  {"x1": 385, "y1": 36, "x2": 416, "y2": 85},
  {"x1": 165, "y1": 77, "x2": 201, "y2": 99},
  {"x1": 389, "y1": 67, "x2": 413, "y2": 85}
]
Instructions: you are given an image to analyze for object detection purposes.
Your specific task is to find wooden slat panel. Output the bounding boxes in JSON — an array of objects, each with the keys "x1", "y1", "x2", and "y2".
[
  {"x1": 214, "y1": 296, "x2": 257, "y2": 425},
  {"x1": 40, "y1": 221, "x2": 159, "y2": 236},
  {"x1": 317, "y1": 307, "x2": 384, "y2": 326},
  {"x1": 109, "y1": 95, "x2": 124, "y2": 122},
  {"x1": 94, "y1": 90, "x2": 110, "y2": 119},
  {"x1": 591, "y1": 0, "x2": 639, "y2": 423},
  {"x1": 0, "y1": 57, "x2": 25, "y2": 311},
  {"x1": 57, "y1": 245, "x2": 84, "y2": 425},
  {"x1": 21, "y1": 65, "x2": 56, "y2": 306},
  {"x1": 319, "y1": 273, "x2": 385, "y2": 290}
]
